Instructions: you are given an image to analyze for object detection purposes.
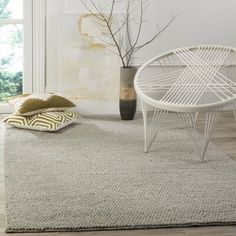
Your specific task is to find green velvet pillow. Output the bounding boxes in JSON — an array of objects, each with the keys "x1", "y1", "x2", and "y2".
[{"x1": 8, "y1": 94, "x2": 76, "y2": 116}]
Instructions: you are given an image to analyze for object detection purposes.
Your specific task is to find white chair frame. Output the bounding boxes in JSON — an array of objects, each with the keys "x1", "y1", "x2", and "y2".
[{"x1": 134, "y1": 45, "x2": 236, "y2": 162}]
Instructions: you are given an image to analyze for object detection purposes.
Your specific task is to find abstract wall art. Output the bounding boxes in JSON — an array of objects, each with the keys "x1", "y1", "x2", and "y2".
[{"x1": 58, "y1": 14, "x2": 121, "y2": 114}]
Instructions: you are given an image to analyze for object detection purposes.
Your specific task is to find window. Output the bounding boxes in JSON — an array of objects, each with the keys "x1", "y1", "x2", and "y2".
[{"x1": 0, "y1": 0, "x2": 32, "y2": 113}]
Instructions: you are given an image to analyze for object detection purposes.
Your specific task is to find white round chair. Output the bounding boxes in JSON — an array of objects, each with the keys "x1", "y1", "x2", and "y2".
[{"x1": 134, "y1": 45, "x2": 236, "y2": 161}]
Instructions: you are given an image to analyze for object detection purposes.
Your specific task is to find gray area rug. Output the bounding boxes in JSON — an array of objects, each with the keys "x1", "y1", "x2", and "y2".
[{"x1": 3, "y1": 115, "x2": 236, "y2": 232}]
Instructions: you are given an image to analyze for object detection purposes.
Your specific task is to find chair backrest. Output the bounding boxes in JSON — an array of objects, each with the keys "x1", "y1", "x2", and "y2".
[{"x1": 134, "y1": 45, "x2": 236, "y2": 110}]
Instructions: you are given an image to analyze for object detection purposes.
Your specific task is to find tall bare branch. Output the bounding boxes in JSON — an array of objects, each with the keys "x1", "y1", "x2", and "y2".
[
  {"x1": 133, "y1": 15, "x2": 177, "y2": 52},
  {"x1": 108, "y1": 0, "x2": 115, "y2": 25},
  {"x1": 126, "y1": 0, "x2": 144, "y2": 66},
  {"x1": 81, "y1": 0, "x2": 177, "y2": 68}
]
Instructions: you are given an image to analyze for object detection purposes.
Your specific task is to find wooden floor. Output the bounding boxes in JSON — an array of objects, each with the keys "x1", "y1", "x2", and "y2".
[{"x1": 1, "y1": 111, "x2": 236, "y2": 236}]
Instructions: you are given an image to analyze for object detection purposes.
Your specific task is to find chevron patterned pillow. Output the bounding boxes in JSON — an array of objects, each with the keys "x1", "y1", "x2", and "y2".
[{"x1": 3, "y1": 111, "x2": 80, "y2": 132}]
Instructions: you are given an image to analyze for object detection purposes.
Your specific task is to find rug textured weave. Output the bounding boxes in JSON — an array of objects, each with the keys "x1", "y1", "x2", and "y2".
[{"x1": 3, "y1": 115, "x2": 236, "y2": 232}]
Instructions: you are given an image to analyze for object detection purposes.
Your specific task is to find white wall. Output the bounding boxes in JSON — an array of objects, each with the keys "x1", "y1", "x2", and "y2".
[
  {"x1": 46, "y1": 0, "x2": 236, "y2": 113},
  {"x1": 133, "y1": 0, "x2": 236, "y2": 64}
]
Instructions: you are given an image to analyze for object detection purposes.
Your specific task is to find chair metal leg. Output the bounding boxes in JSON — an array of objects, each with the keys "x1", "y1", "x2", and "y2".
[
  {"x1": 233, "y1": 104, "x2": 236, "y2": 121},
  {"x1": 194, "y1": 112, "x2": 199, "y2": 126},
  {"x1": 141, "y1": 101, "x2": 167, "y2": 153},
  {"x1": 141, "y1": 101, "x2": 148, "y2": 152},
  {"x1": 178, "y1": 111, "x2": 220, "y2": 162},
  {"x1": 147, "y1": 108, "x2": 168, "y2": 152},
  {"x1": 201, "y1": 111, "x2": 221, "y2": 161},
  {"x1": 178, "y1": 112, "x2": 200, "y2": 154}
]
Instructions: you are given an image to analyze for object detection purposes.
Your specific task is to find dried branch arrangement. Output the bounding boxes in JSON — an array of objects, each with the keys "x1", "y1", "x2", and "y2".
[{"x1": 81, "y1": 0, "x2": 176, "y2": 68}]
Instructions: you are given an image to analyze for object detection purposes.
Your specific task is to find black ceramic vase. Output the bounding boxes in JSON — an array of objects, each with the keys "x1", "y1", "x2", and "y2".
[{"x1": 119, "y1": 67, "x2": 137, "y2": 120}]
